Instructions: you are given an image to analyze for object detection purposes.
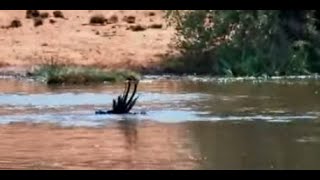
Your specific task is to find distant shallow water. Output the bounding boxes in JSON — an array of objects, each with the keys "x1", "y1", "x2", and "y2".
[{"x1": 0, "y1": 76, "x2": 319, "y2": 127}]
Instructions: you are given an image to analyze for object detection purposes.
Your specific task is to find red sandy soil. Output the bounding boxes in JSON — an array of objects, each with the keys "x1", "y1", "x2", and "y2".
[
  {"x1": 0, "y1": 122, "x2": 202, "y2": 170},
  {"x1": 0, "y1": 10, "x2": 178, "y2": 73}
]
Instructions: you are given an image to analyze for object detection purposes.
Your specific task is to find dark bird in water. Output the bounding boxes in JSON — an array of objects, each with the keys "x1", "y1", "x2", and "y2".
[{"x1": 96, "y1": 76, "x2": 140, "y2": 114}]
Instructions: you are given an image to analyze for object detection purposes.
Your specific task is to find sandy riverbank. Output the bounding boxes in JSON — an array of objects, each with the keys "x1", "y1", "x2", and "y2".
[{"x1": 0, "y1": 10, "x2": 177, "y2": 75}]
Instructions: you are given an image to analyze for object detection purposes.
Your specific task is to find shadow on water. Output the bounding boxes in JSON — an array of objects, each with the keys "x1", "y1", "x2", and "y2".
[{"x1": 117, "y1": 117, "x2": 139, "y2": 151}]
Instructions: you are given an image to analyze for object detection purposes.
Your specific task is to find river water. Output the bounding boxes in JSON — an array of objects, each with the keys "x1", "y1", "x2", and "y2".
[{"x1": 0, "y1": 76, "x2": 320, "y2": 169}]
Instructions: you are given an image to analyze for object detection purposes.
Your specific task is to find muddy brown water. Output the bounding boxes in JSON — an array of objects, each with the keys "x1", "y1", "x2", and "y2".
[{"x1": 0, "y1": 76, "x2": 320, "y2": 169}]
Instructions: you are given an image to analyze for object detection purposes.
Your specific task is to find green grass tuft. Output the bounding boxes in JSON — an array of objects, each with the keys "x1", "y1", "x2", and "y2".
[{"x1": 30, "y1": 65, "x2": 140, "y2": 85}]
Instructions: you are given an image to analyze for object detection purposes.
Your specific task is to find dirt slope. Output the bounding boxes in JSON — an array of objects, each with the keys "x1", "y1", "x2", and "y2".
[{"x1": 0, "y1": 10, "x2": 177, "y2": 73}]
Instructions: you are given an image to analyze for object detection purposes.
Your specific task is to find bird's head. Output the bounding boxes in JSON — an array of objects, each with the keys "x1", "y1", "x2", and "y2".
[{"x1": 126, "y1": 75, "x2": 139, "y2": 84}]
